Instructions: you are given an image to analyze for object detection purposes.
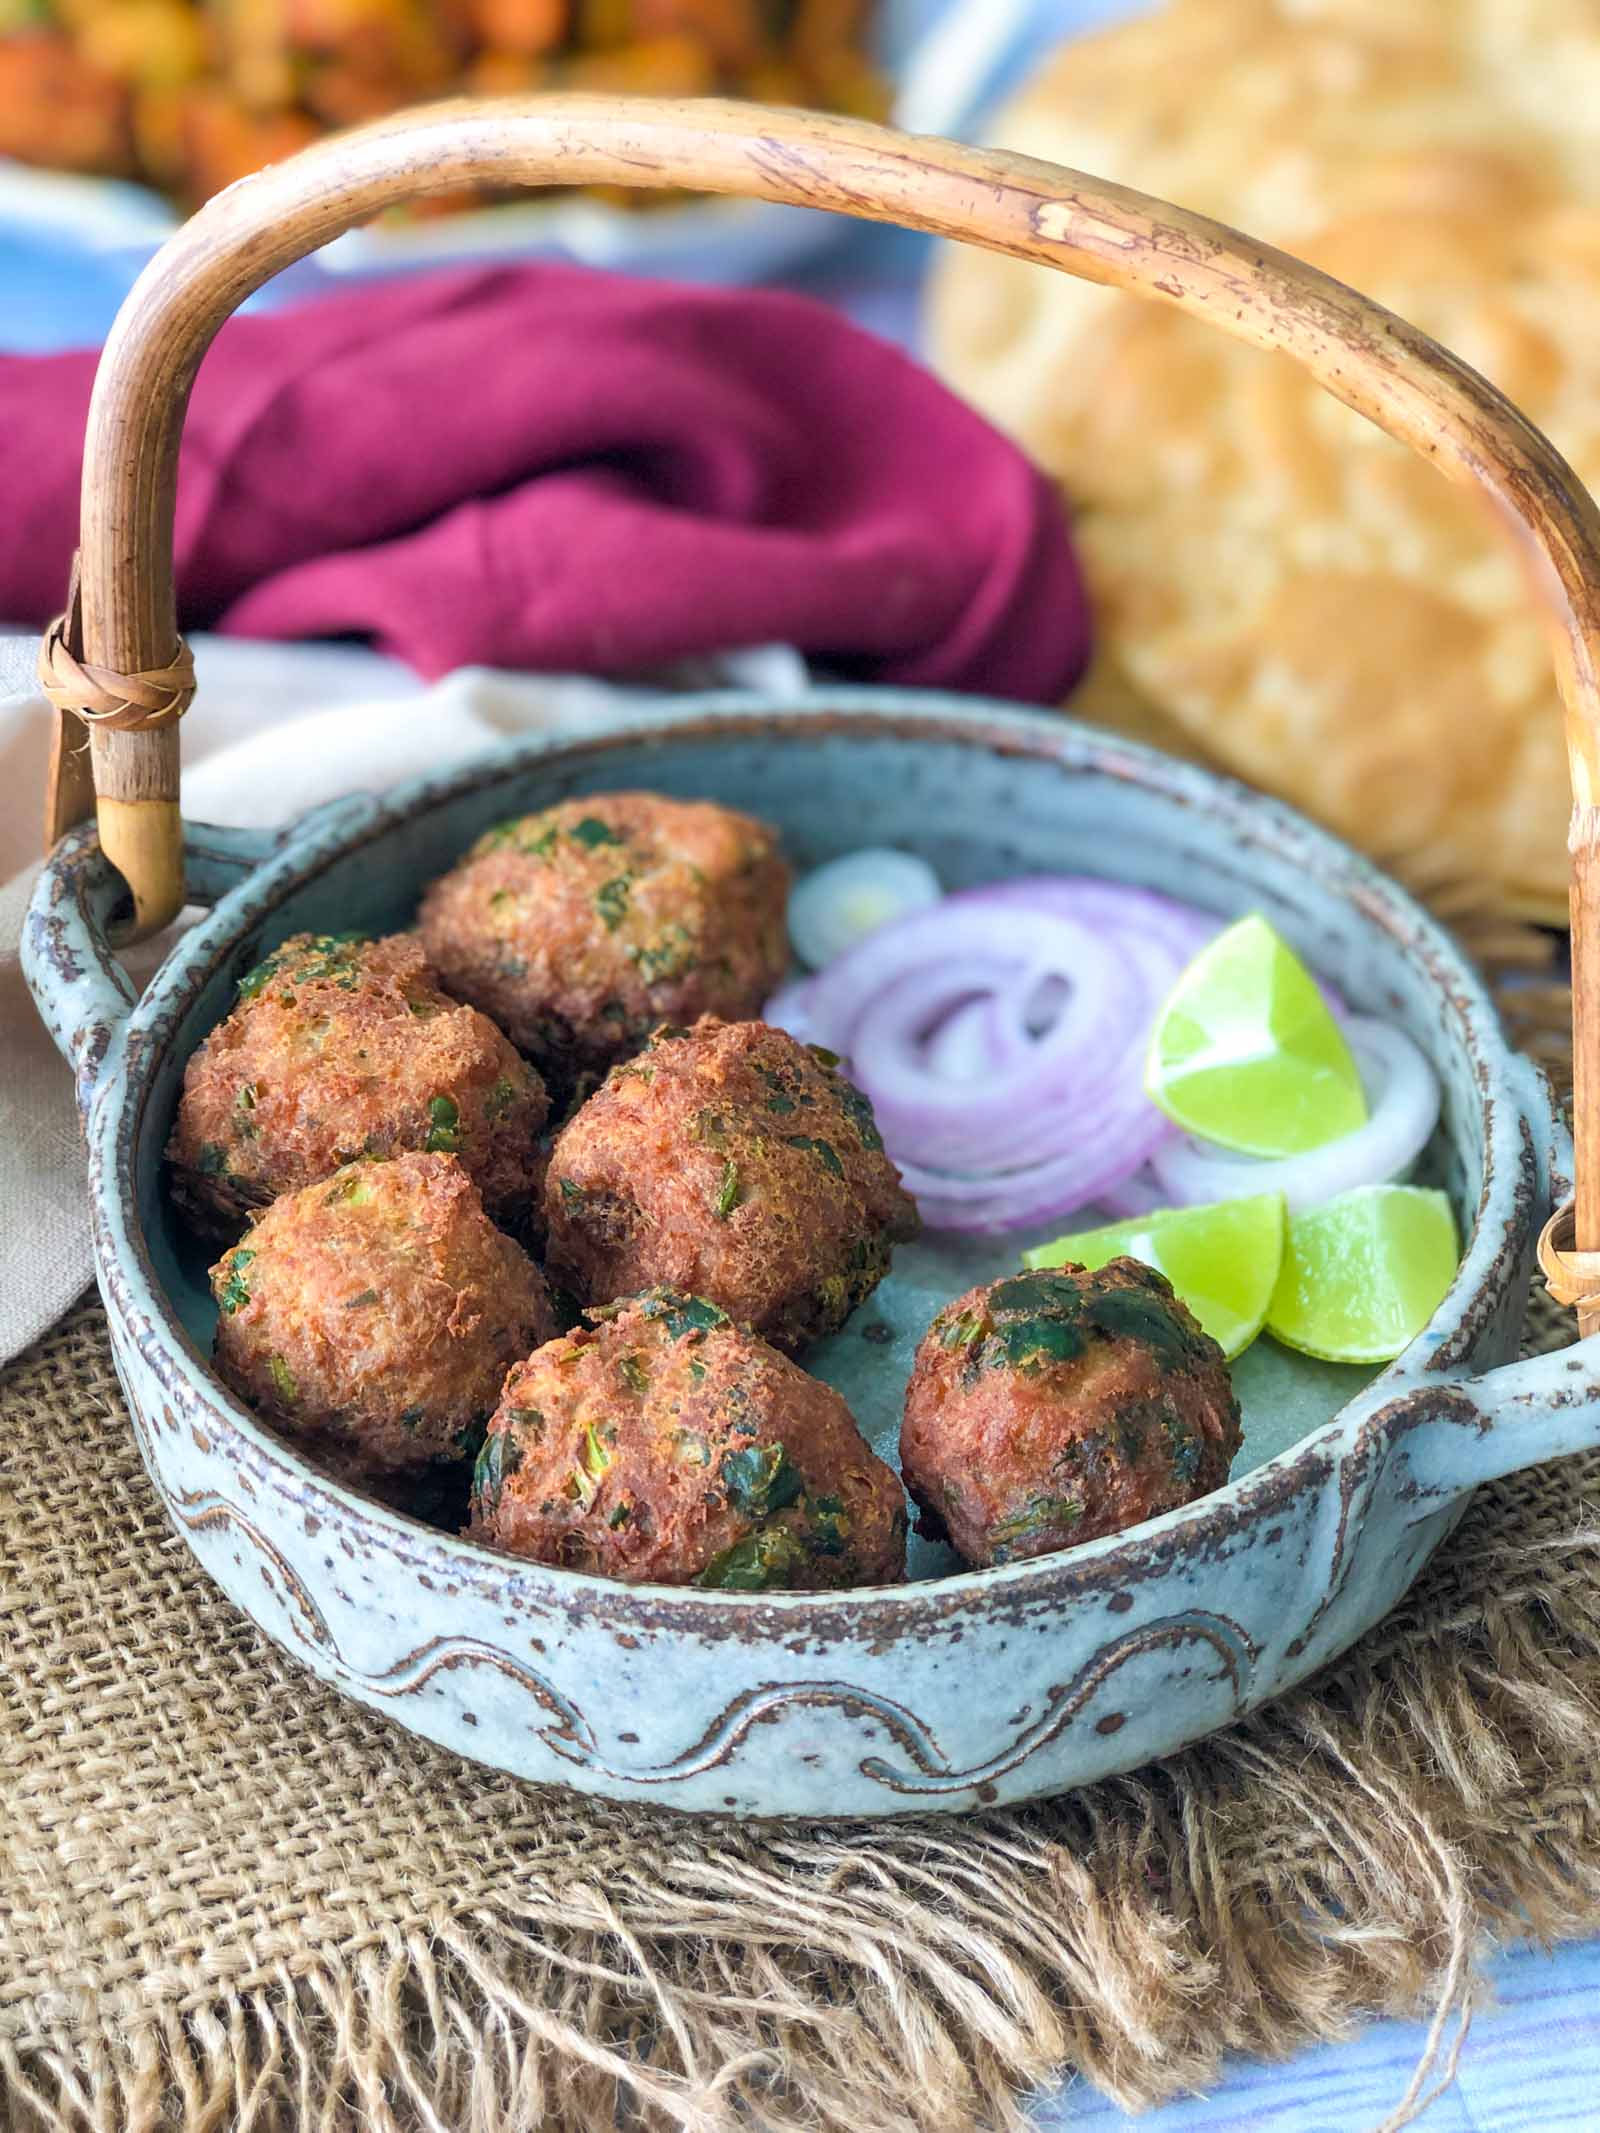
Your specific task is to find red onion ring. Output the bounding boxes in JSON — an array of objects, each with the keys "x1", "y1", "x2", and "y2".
[
  {"x1": 764, "y1": 876, "x2": 1226, "y2": 1234},
  {"x1": 1094, "y1": 1167, "x2": 1173, "y2": 1221}
]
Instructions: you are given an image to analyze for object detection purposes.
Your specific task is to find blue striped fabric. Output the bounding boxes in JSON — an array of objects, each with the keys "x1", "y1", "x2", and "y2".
[{"x1": 1030, "y1": 1938, "x2": 1600, "y2": 2131}]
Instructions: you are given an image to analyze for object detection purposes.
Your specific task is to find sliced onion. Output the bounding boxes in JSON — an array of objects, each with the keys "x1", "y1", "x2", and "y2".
[
  {"x1": 1149, "y1": 1017, "x2": 1439, "y2": 1215},
  {"x1": 1094, "y1": 1167, "x2": 1172, "y2": 1221},
  {"x1": 842, "y1": 924, "x2": 1133, "y2": 1173},
  {"x1": 762, "y1": 973, "x2": 823, "y2": 1046},
  {"x1": 762, "y1": 875, "x2": 1228, "y2": 1234},
  {"x1": 787, "y1": 848, "x2": 942, "y2": 970},
  {"x1": 922, "y1": 995, "x2": 1001, "y2": 1082}
]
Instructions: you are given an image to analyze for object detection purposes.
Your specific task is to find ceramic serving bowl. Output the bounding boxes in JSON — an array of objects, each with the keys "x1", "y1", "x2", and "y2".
[{"x1": 25, "y1": 690, "x2": 1596, "y2": 1818}]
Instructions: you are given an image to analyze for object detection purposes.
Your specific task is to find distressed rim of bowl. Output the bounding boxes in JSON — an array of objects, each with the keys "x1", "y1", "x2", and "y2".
[{"x1": 94, "y1": 691, "x2": 1536, "y2": 1640}]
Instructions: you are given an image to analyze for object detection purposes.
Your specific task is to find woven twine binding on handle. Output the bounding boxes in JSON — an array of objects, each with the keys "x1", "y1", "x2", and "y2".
[
  {"x1": 1538, "y1": 1201, "x2": 1600, "y2": 1315},
  {"x1": 37, "y1": 557, "x2": 194, "y2": 732}
]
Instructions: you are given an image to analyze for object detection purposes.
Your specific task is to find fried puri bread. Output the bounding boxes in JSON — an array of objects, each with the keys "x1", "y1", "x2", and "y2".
[{"x1": 928, "y1": 0, "x2": 1600, "y2": 917}]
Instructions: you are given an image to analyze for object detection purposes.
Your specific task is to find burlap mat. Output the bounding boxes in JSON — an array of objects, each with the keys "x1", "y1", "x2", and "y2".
[{"x1": 3, "y1": 934, "x2": 1596, "y2": 2133}]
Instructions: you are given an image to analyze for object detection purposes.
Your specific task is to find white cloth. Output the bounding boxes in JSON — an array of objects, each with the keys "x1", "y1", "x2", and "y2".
[{"x1": 0, "y1": 633, "x2": 805, "y2": 1362}]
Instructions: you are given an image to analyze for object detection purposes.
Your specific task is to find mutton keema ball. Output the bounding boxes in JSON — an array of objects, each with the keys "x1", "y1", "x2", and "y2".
[
  {"x1": 168, "y1": 930, "x2": 548, "y2": 1232},
  {"x1": 542, "y1": 1016, "x2": 920, "y2": 1354},
  {"x1": 416, "y1": 791, "x2": 791, "y2": 1093},
  {"x1": 468, "y1": 1288, "x2": 908, "y2": 1589},
  {"x1": 900, "y1": 1262, "x2": 1242, "y2": 1568},
  {"x1": 210, "y1": 1152, "x2": 555, "y2": 1479}
]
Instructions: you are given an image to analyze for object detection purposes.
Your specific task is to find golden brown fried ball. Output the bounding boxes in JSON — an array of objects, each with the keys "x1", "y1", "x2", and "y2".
[
  {"x1": 468, "y1": 1288, "x2": 907, "y2": 1588},
  {"x1": 168, "y1": 931, "x2": 548, "y2": 1233},
  {"x1": 900, "y1": 1263, "x2": 1242, "y2": 1569},
  {"x1": 542, "y1": 1016, "x2": 919, "y2": 1354},
  {"x1": 415, "y1": 791, "x2": 790, "y2": 1090},
  {"x1": 210, "y1": 1153, "x2": 555, "y2": 1478}
]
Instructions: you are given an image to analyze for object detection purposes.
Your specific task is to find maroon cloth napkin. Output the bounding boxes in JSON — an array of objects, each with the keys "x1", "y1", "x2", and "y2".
[{"x1": 0, "y1": 264, "x2": 1088, "y2": 699}]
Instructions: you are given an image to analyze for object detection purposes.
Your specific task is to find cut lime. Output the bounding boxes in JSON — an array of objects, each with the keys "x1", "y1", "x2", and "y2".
[
  {"x1": 1145, "y1": 914, "x2": 1366, "y2": 1157},
  {"x1": 1265, "y1": 1184, "x2": 1458, "y2": 1364},
  {"x1": 1023, "y1": 1191, "x2": 1286, "y2": 1360}
]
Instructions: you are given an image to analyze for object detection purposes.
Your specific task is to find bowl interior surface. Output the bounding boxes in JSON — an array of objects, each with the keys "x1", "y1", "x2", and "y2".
[{"x1": 135, "y1": 705, "x2": 1488, "y2": 1583}]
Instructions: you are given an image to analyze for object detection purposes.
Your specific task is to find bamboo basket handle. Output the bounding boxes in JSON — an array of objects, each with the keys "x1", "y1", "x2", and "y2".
[{"x1": 55, "y1": 95, "x2": 1600, "y2": 1322}]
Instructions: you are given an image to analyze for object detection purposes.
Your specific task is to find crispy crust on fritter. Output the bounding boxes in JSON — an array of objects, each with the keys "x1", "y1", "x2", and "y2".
[
  {"x1": 900, "y1": 1261, "x2": 1242, "y2": 1568},
  {"x1": 168, "y1": 930, "x2": 548, "y2": 1233},
  {"x1": 541, "y1": 1016, "x2": 919, "y2": 1354},
  {"x1": 468, "y1": 1288, "x2": 907, "y2": 1589},
  {"x1": 415, "y1": 792, "x2": 790, "y2": 1090},
  {"x1": 210, "y1": 1152, "x2": 555, "y2": 1476}
]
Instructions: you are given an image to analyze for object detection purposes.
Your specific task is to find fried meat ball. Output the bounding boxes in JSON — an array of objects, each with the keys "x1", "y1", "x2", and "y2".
[
  {"x1": 542, "y1": 1017, "x2": 919, "y2": 1354},
  {"x1": 900, "y1": 1263, "x2": 1242, "y2": 1568},
  {"x1": 468, "y1": 1288, "x2": 907, "y2": 1588},
  {"x1": 168, "y1": 930, "x2": 548, "y2": 1232},
  {"x1": 210, "y1": 1152, "x2": 556, "y2": 1477},
  {"x1": 416, "y1": 792, "x2": 790, "y2": 1089}
]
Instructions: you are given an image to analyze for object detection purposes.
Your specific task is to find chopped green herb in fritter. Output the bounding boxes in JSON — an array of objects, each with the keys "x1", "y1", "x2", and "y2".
[
  {"x1": 630, "y1": 926, "x2": 696, "y2": 982},
  {"x1": 836, "y1": 1078, "x2": 884, "y2": 1152},
  {"x1": 784, "y1": 1134, "x2": 844, "y2": 1178},
  {"x1": 323, "y1": 1171, "x2": 374, "y2": 1206},
  {"x1": 216, "y1": 1249, "x2": 255, "y2": 1315},
  {"x1": 424, "y1": 1094, "x2": 462, "y2": 1153},
  {"x1": 594, "y1": 877, "x2": 632, "y2": 932},
  {"x1": 939, "y1": 1308, "x2": 986, "y2": 1350},
  {"x1": 641, "y1": 1291, "x2": 728, "y2": 1339},
  {"x1": 483, "y1": 1076, "x2": 520, "y2": 1122},
  {"x1": 721, "y1": 1441, "x2": 805, "y2": 1518},
  {"x1": 696, "y1": 1525, "x2": 810, "y2": 1591},
  {"x1": 990, "y1": 1494, "x2": 1084, "y2": 1560},
  {"x1": 1086, "y1": 1285, "x2": 1203, "y2": 1366},
  {"x1": 569, "y1": 816, "x2": 624, "y2": 849},
  {"x1": 474, "y1": 1428, "x2": 523, "y2": 1515},
  {"x1": 991, "y1": 1317, "x2": 1085, "y2": 1371},
  {"x1": 236, "y1": 932, "x2": 367, "y2": 1000}
]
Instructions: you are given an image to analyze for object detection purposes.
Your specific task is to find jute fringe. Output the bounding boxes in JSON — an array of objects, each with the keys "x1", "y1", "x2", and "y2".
[{"x1": 2, "y1": 907, "x2": 1593, "y2": 2133}]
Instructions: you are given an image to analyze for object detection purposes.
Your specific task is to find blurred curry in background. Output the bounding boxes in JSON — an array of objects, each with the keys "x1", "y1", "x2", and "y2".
[
  {"x1": 931, "y1": 0, "x2": 1600, "y2": 924},
  {"x1": 0, "y1": 0, "x2": 884, "y2": 211}
]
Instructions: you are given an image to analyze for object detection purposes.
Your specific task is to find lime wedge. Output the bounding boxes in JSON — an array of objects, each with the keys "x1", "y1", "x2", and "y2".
[
  {"x1": 1145, "y1": 914, "x2": 1366, "y2": 1157},
  {"x1": 1265, "y1": 1184, "x2": 1458, "y2": 1364},
  {"x1": 1023, "y1": 1191, "x2": 1286, "y2": 1360}
]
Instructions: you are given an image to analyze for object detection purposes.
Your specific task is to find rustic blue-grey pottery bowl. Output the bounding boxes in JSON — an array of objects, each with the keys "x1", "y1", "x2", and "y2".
[{"x1": 25, "y1": 691, "x2": 1595, "y2": 1817}]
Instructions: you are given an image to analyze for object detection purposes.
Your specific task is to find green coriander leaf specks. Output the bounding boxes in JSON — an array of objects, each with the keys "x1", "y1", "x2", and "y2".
[
  {"x1": 216, "y1": 1248, "x2": 255, "y2": 1315},
  {"x1": 425, "y1": 1093, "x2": 462, "y2": 1153},
  {"x1": 721, "y1": 1442, "x2": 805, "y2": 1518},
  {"x1": 785, "y1": 1135, "x2": 844, "y2": 1179},
  {"x1": 594, "y1": 877, "x2": 631, "y2": 932},
  {"x1": 569, "y1": 816, "x2": 623, "y2": 849},
  {"x1": 474, "y1": 1428, "x2": 522, "y2": 1515}
]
